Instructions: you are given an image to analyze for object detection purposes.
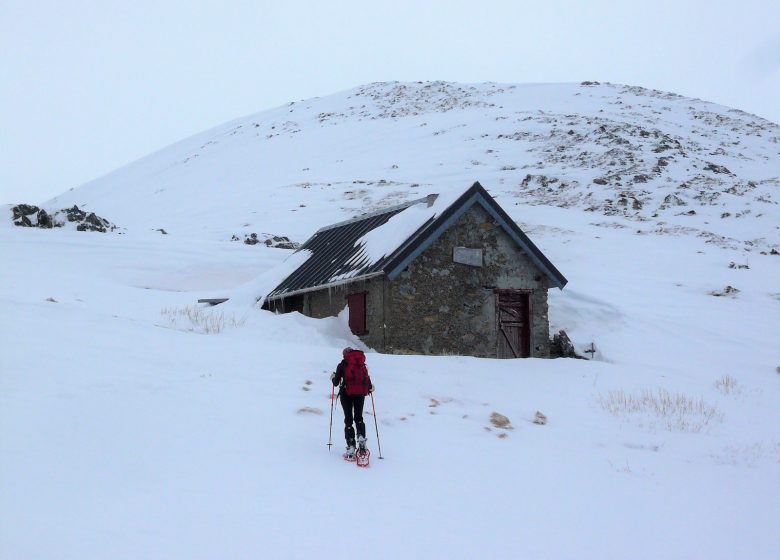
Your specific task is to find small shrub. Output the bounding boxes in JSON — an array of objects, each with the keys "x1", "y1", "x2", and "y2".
[{"x1": 597, "y1": 388, "x2": 722, "y2": 433}]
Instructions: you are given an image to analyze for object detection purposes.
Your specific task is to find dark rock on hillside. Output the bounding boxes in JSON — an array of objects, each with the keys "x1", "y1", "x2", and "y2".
[
  {"x1": 236, "y1": 232, "x2": 300, "y2": 249},
  {"x1": 550, "y1": 330, "x2": 585, "y2": 359},
  {"x1": 11, "y1": 205, "x2": 59, "y2": 228},
  {"x1": 65, "y1": 205, "x2": 87, "y2": 222},
  {"x1": 265, "y1": 235, "x2": 300, "y2": 250},
  {"x1": 243, "y1": 233, "x2": 261, "y2": 245},
  {"x1": 37, "y1": 209, "x2": 55, "y2": 228},
  {"x1": 704, "y1": 162, "x2": 733, "y2": 175},
  {"x1": 12, "y1": 204, "x2": 39, "y2": 220},
  {"x1": 10, "y1": 203, "x2": 117, "y2": 232},
  {"x1": 77, "y1": 212, "x2": 115, "y2": 232}
]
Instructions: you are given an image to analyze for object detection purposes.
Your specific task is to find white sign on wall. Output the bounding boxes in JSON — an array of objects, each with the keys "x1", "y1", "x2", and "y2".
[{"x1": 453, "y1": 247, "x2": 483, "y2": 267}]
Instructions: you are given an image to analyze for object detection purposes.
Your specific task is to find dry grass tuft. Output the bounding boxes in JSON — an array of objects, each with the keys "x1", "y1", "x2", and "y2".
[
  {"x1": 597, "y1": 388, "x2": 722, "y2": 433},
  {"x1": 160, "y1": 306, "x2": 247, "y2": 334},
  {"x1": 490, "y1": 412, "x2": 512, "y2": 429},
  {"x1": 714, "y1": 375, "x2": 739, "y2": 395},
  {"x1": 297, "y1": 407, "x2": 323, "y2": 415}
]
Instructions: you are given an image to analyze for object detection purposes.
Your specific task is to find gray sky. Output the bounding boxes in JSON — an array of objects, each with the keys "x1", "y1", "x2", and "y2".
[{"x1": 2, "y1": 0, "x2": 778, "y2": 204}]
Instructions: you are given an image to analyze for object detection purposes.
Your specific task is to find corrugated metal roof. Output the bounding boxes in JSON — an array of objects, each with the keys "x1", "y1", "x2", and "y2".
[
  {"x1": 265, "y1": 197, "x2": 435, "y2": 299},
  {"x1": 266, "y1": 182, "x2": 567, "y2": 300}
]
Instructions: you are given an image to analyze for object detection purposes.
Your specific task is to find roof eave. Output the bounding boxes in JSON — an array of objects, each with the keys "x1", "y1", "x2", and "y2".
[{"x1": 265, "y1": 271, "x2": 386, "y2": 301}]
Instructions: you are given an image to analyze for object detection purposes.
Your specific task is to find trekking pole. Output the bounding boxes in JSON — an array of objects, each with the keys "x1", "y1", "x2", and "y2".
[
  {"x1": 327, "y1": 383, "x2": 335, "y2": 449},
  {"x1": 370, "y1": 392, "x2": 384, "y2": 459}
]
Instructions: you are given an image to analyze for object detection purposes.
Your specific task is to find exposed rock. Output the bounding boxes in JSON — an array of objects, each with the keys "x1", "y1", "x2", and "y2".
[
  {"x1": 76, "y1": 212, "x2": 115, "y2": 232},
  {"x1": 236, "y1": 232, "x2": 300, "y2": 249},
  {"x1": 15, "y1": 214, "x2": 33, "y2": 227},
  {"x1": 704, "y1": 162, "x2": 733, "y2": 175},
  {"x1": 12, "y1": 204, "x2": 39, "y2": 220},
  {"x1": 550, "y1": 330, "x2": 584, "y2": 359},
  {"x1": 711, "y1": 285, "x2": 740, "y2": 297},
  {"x1": 36, "y1": 209, "x2": 55, "y2": 229},
  {"x1": 265, "y1": 236, "x2": 300, "y2": 250},
  {"x1": 65, "y1": 205, "x2": 87, "y2": 222},
  {"x1": 662, "y1": 193, "x2": 686, "y2": 207},
  {"x1": 533, "y1": 411, "x2": 548, "y2": 425},
  {"x1": 10, "y1": 203, "x2": 116, "y2": 232}
]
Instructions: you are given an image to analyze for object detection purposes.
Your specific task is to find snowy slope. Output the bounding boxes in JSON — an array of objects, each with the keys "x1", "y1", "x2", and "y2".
[
  {"x1": 42, "y1": 81, "x2": 780, "y2": 251},
  {"x1": 1, "y1": 82, "x2": 779, "y2": 559}
]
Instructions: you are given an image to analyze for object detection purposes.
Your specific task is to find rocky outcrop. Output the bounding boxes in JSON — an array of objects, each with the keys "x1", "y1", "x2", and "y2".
[
  {"x1": 233, "y1": 232, "x2": 300, "y2": 249},
  {"x1": 10, "y1": 204, "x2": 117, "y2": 232}
]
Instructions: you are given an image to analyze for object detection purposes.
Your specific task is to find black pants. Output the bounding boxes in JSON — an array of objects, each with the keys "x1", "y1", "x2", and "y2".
[{"x1": 340, "y1": 393, "x2": 366, "y2": 446}]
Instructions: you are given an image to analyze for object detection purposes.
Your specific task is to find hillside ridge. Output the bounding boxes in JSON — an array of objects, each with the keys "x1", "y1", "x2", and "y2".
[{"x1": 39, "y1": 80, "x2": 780, "y2": 252}]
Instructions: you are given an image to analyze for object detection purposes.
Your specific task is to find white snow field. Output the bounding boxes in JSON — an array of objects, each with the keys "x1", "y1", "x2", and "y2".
[{"x1": 1, "y1": 81, "x2": 779, "y2": 559}]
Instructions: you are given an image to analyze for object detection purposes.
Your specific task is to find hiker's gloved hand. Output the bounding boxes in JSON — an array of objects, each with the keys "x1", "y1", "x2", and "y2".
[
  {"x1": 330, "y1": 372, "x2": 337, "y2": 385},
  {"x1": 370, "y1": 384, "x2": 375, "y2": 393}
]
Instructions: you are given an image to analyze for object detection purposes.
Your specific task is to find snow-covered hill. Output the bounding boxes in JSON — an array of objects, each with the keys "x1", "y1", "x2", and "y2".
[
  {"x1": 43, "y1": 81, "x2": 780, "y2": 251},
  {"x1": 1, "y1": 82, "x2": 779, "y2": 559}
]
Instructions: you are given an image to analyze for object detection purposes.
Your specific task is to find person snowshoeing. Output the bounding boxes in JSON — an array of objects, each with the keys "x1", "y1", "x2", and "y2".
[{"x1": 331, "y1": 347, "x2": 374, "y2": 461}]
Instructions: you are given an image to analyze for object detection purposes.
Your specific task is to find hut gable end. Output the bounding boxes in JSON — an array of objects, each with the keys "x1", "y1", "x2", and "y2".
[{"x1": 383, "y1": 203, "x2": 552, "y2": 356}]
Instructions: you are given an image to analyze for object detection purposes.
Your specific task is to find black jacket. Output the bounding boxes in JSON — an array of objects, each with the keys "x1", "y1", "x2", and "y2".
[{"x1": 332, "y1": 360, "x2": 347, "y2": 388}]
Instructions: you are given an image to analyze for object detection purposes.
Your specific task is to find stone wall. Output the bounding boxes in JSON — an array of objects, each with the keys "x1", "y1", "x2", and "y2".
[
  {"x1": 305, "y1": 277, "x2": 386, "y2": 351},
  {"x1": 383, "y1": 204, "x2": 550, "y2": 357}
]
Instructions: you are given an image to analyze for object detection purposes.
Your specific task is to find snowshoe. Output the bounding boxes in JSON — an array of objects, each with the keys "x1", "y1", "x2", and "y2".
[
  {"x1": 343, "y1": 446, "x2": 356, "y2": 462},
  {"x1": 356, "y1": 446, "x2": 370, "y2": 468}
]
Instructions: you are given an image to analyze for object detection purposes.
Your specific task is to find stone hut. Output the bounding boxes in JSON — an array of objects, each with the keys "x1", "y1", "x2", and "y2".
[{"x1": 264, "y1": 182, "x2": 567, "y2": 358}]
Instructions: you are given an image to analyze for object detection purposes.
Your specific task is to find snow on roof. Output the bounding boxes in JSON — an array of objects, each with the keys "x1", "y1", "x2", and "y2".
[
  {"x1": 265, "y1": 182, "x2": 567, "y2": 300},
  {"x1": 265, "y1": 193, "x2": 447, "y2": 299}
]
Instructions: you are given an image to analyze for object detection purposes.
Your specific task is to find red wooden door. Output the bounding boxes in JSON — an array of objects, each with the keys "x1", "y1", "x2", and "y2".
[
  {"x1": 347, "y1": 292, "x2": 367, "y2": 335},
  {"x1": 496, "y1": 290, "x2": 531, "y2": 358}
]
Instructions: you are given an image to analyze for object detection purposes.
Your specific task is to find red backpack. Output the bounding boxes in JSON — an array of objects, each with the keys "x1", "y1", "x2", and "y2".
[{"x1": 344, "y1": 350, "x2": 370, "y2": 396}]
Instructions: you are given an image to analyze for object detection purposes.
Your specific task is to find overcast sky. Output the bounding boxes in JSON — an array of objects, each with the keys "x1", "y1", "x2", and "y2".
[{"x1": 1, "y1": 0, "x2": 778, "y2": 204}]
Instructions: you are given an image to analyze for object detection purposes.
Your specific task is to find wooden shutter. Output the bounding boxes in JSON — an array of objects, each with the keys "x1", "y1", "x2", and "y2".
[{"x1": 347, "y1": 292, "x2": 367, "y2": 335}]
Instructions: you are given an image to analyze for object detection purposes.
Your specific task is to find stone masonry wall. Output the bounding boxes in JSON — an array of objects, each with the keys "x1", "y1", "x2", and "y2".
[
  {"x1": 383, "y1": 204, "x2": 550, "y2": 358},
  {"x1": 305, "y1": 277, "x2": 386, "y2": 351}
]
